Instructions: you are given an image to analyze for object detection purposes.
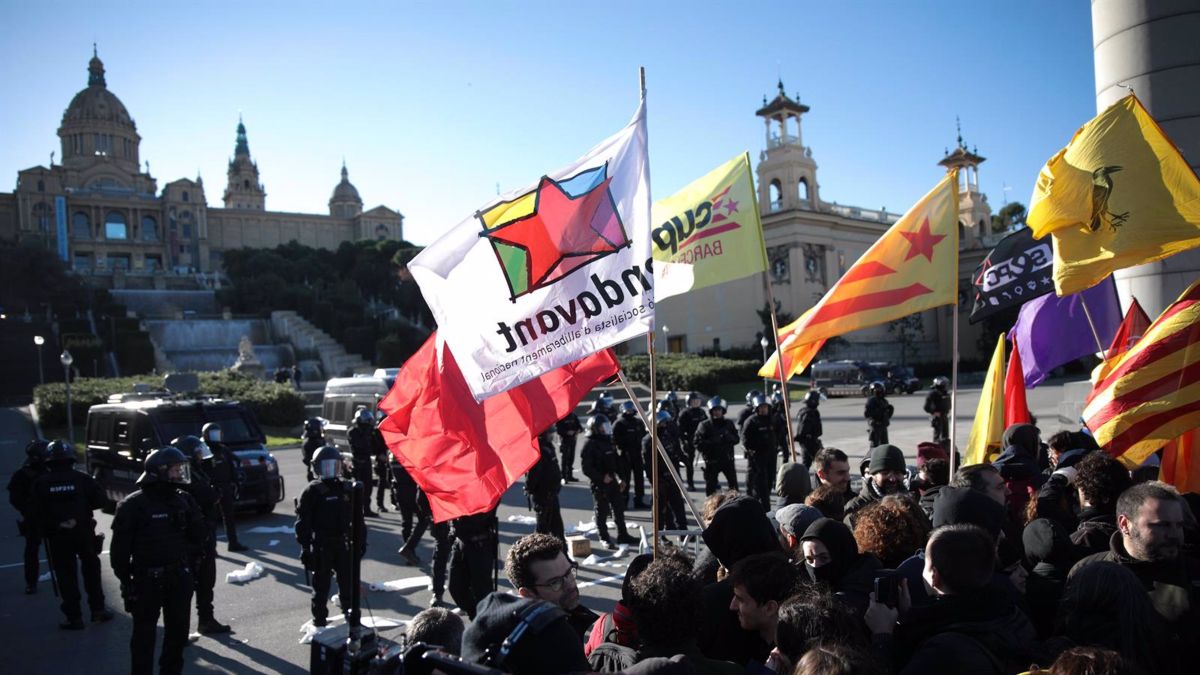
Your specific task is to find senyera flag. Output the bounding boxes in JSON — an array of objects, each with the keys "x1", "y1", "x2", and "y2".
[
  {"x1": 409, "y1": 99, "x2": 651, "y2": 401},
  {"x1": 652, "y1": 153, "x2": 766, "y2": 300},
  {"x1": 760, "y1": 171, "x2": 959, "y2": 377},
  {"x1": 378, "y1": 333, "x2": 619, "y2": 522},
  {"x1": 1084, "y1": 279, "x2": 1200, "y2": 467}
]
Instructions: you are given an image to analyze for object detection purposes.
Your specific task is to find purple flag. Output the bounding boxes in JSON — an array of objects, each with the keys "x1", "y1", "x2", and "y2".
[{"x1": 1010, "y1": 276, "x2": 1121, "y2": 388}]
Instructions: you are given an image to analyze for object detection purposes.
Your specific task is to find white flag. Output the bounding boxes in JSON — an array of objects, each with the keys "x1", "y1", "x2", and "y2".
[{"x1": 410, "y1": 99, "x2": 653, "y2": 401}]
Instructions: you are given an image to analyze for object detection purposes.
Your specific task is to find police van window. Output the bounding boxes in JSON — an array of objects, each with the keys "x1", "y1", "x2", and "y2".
[
  {"x1": 205, "y1": 411, "x2": 258, "y2": 444},
  {"x1": 88, "y1": 414, "x2": 113, "y2": 448},
  {"x1": 333, "y1": 400, "x2": 347, "y2": 423}
]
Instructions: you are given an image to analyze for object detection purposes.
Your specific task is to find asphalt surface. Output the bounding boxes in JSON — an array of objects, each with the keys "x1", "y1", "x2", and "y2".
[{"x1": 0, "y1": 382, "x2": 1080, "y2": 674}]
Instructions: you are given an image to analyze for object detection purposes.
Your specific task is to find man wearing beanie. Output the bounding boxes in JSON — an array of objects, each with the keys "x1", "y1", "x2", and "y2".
[
  {"x1": 461, "y1": 592, "x2": 590, "y2": 674},
  {"x1": 843, "y1": 444, "x2": 908, "y2": 527}
]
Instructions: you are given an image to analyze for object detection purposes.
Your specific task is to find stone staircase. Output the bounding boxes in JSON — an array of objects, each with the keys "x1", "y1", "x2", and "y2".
[
  {"x1": 299, "y1": 381, "x2": 326, "y2": 419},
  {"x1": 270, "y1": 311, "x2": 372, "y2": 379}
]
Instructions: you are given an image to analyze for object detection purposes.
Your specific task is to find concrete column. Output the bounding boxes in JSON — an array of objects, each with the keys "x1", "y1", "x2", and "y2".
[{"x1": 1093, "y1": 0, "x2": 1200, "y2": 316}]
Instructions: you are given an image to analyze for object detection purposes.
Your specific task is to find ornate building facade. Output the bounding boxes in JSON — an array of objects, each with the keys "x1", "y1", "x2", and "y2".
[{"x1": 0, "y1": 50, "x2": 403, "y2": 289}]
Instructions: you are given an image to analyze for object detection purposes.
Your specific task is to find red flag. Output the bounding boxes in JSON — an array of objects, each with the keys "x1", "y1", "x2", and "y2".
[
  {"x1": 1004, "y1": 340, "x2": 1031, "y2": 427},
  {"x1": 377, "y1": 333, "x2": 619, "y2": 522},
  {"x1": 1161, "y1": 428, "x2": 1200, "y2": 494},
  {"x1": 1105, "y1": 298, "x2": 1152, "y2": 360}
]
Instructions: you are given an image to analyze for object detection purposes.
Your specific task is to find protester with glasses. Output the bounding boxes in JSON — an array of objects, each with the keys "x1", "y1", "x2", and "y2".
[{"x1": 504, "y1": 533, "x2": 599, "y2": 640}]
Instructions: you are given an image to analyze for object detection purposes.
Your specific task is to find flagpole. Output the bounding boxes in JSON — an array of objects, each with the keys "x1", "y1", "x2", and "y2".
[
  {"x1": 762, "y1": 272, "x2": 799, "y2": 462},
  {"x1": 949, "y1": 282, "x2": 961, "y2": 479},
  {"x1": 1079, "y1": 296, "x2": 1107, "y2": 354},
  {"x1": 616, "y1": 369, "x2": 703, "y2": 527},
  {"x1": 646, "y1": 334, "x2": 661, "y2": 559}
]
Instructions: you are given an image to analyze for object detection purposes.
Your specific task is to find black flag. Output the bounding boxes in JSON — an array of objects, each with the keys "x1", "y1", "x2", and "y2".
[{"x1": 969, "y1": 228, "x2": 1055, "y2": 324}]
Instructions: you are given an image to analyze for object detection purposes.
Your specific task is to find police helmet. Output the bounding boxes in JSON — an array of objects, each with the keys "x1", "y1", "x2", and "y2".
[
  {"x1": 620, "y1": 401, "x2": 637, "y2": 416},
  {"x1": 655, "y1": 410, "x2": 672, "y2": 425},
  {"x1": 25, "y1": 439, "x2": 50, "y2": 464},
  {"x1": 138, "y1": 446, "x2": 192, "y2": 486},
  {"x1": 707, "y1": 397, "x2": 727, "y2": 414},
  {"x1": 201, "y1": 422, "x2": 223, "y2": 444},
  {"x1": 687, "y1": 391, "x2": 701, "y2": 406},
  {"x1": 745, "y1": 390, "x2": 757, "y2": 403},
  {"x1": 585, "y1": 415, "x2": 612, "y2": 438},
  {"x1": 804, "y1": 390, "x2": 821, "y2": 407},
  {"x1": 666, "y1": 390, "x2": 678, "y2": 402},
  {"x1": 45, "y1": 439, "x2": 77, "y2": 466},
  {"x1": 312, "y1": 444, "x2": 343, "y2": 480},
  {"x1": 933, "y1": 376, "x2": 949, "y2": 391},
  {"x1": 751, "y1": 393, "x2": 768, "y2": 411},
  {"x1": 870, "y1": 381, "x2": 886, "y2": 396},
  {"x1": 586, "y1": 399, "x2": 605, "y2": 416},
  {"x1": 770, "y1": 392, "x2": 784, "y2": 406},
  {"x1": 656, "y1": 399, "x2": 671, "y2": 414},
  {"x1": 303, "y1": 417, "x2": 326, "y2": 436},
  {"x1": 353, "y1": 407, "x2": 375, "y2": 428},
  {"x1": 172, "y1": 435, "x2": 212, "y2": 464}
]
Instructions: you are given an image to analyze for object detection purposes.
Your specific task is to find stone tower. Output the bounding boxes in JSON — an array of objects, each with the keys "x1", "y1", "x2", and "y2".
[
  {"x1": 938, "y1": 118, "x2": 991, "y2": 249},
  {"x1": 223, "y1": 117, "x2": 266, "y2": 210},
  {"x1": 329, "y1": 162, "x2": 363, "y2": 218},
  {"x1": 755, "y1": 80, "x2": 820, "y2": 214}
]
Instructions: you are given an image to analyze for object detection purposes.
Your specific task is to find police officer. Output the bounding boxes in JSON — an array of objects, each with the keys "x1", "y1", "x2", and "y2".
[
  {"x1": 28, "y1": 440, "x2": 112, "y2": 628},
  {"x1": 741, "y1": 395, "x2": 779, "y2": 511},
  {"x1": 796, "y1": 390, "x2": 823, "y2": 468},
  {"x1": 111, "y1": 447, "x2": 206, "y2": 675},
  {"x1": 864, "y1": 381, "x2": 894, "y2": 448},
  {"x1": 612, "y1": 401, "x2": 647, "y2": 509},
  {"x1": 770, "y1": 391, "x2": 791, "y2": 465},
  {"x1": 654, "y1": 400, "x2": 685, "y2": 476},
  {"x1": 295, "y1": 445, "x2": 367, "y2": 627},
  {"x1": 347, "y1": 407, "x2": 379, "y2": 517},
  {"x1": 389, "y1": 453, "x2": 418, "y2": 543},
  {"x1": 447, "y1": 507, "x2": 498, "y2": 620},
  {"x1": 201, "y1": 422, "x2": 247, "y2": 552},
  {"x1": 300, "y1": 417, "x2": 326, "y2": 482},
  {"x1": 580, "y1": 414, "x2": 638, "y2": 549},
  {"x1": 736, "y1": 390, "x2": 758, "y2": 431},
  {"x1": 677, "y1": 391, "x2": 707, "y2": 491},
  {"x1": 694, "y1": 397, "x2": 739, "y2": 495},
  {"x1": 554, "y1": 411, "x2": 583, "y2": 483},
  {"x1": 7, "y1": 439, "x2": 49, "y2": 594},
  {"x1": 642, "y1": 411, "x2": 687, "y2": 531},
  {"x1": 396, "y1": 487, "x2": 452, "y2": 608},
  {"x1": 173, "y1": 435, "x2": 231, "y2": 634},
  {"x1": 925, "y1": 376, "x2": 951, "y2": 448},
  {"x1": 525, "y1": 428, "x2": 564, "y2": 541},
  {"x1": 370, "y1": 416, "x2": 392, "y2": 514},
  {"x1": 600, "y1": 393, "x2": 619, "y2": 424},
  {"x1": 660, "y1": 390, "x2": 681, "y2": 420}
]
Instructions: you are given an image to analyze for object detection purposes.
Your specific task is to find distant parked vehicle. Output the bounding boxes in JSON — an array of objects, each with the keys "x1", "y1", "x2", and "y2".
[
  {"x1": 322, "y1": 375, "x2": 390, "y2": 449},
  {"x1": 869, "y1": 362, "x2": 921, "y2": 395},
  {"x1": 809, "y1": 360, "x2": 886, "y2": 397}
]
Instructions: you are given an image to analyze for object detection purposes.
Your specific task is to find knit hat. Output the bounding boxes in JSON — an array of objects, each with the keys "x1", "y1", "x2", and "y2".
[
  {"x1": 460, "y1": 593, "x2": 588, "y2": 674},
  {"x1": 916, "y1": 442, "x2": 948, "y2": 468},
  {"x1": 776, "y1": 503, "x2": 822, "y2": 538},
  {"x1": 868, "y1": 444, "x2": 906, "y2": 474}
]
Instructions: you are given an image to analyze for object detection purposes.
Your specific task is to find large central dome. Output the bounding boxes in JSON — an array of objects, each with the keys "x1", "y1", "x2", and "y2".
[{"x1": 61, "y1": 51, "x2": 136, "y2": 131}]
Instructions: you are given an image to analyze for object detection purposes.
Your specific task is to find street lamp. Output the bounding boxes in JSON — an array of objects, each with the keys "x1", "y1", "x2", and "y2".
[
  {"x1": 34, "y1": 335, "x2": 45, "y2": 385},
  {"x1": 60, "y1": 350, "x2": 74, "y2": 443},
  {"x1": 760, "y1": 335, "x2": 771, "y2": 394},
  {"x1": 661, "y1": 324, "x2": 670, "y2": 354}
]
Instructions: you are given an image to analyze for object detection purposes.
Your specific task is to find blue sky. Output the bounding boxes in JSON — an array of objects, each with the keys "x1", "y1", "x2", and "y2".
[{"x1": 0, "y1": 1, "x2": 1096, "y2": 246}]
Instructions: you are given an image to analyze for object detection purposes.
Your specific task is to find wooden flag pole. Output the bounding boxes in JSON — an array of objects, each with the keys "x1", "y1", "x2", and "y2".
[
  {"x1": 1079, "y1": 295, "x2": 1107, "y2": 354},
  {"x1": 616, "y1": 369, "x2": 703, "y2": 527},
  {"x1": 644, "y1": 334, "x2": 661, "y2": 559},
  {"x1": 950, "y1": 286, "x2": 961, "y2": 479},
  {"x1": 762, "y1": 272, "x2": 799, "y2": 463}
]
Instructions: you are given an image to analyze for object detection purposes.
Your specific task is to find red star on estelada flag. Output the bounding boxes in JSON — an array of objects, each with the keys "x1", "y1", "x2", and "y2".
[
  {"x1": 485, "y1": 174, "x2": 623, "y2": 289},
  {"x1": 899, "y1": 217, "x2": 947, "y2": 261}
]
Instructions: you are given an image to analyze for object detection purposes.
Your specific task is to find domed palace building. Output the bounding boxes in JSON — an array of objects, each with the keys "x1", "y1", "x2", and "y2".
[{"x1": 0, "y1": 50, "x2": 404, "y2": 289}]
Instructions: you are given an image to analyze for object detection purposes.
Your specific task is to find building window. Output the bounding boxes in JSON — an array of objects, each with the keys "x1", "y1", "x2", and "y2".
[
  {"x1": 182, "y1": 222, "x2": 192, "y2": 238},
  {"x1": 108, "y1": 254, "x2": 131, "y2": 271},
  {"x1": 73, "y1": 253, "x2": 91, "y2": 271},
  {"x1": 798, "y1": 178, "x2": 809, "y2": 202},
  {"x1": 243, "y1": 179, "x2": 250, "y2": 189},
  {"x1": 72, "y1": 212, "x2": 91, "y2": 239},
  {"x1": 182, "y1": 190, "x2": 189, "y2": 202},
  {"x1": 37, "y1": 179, "x2": 45, "y2": 192},
  {"x1": 376, "y1": 224, "x2": 389, "y2": 240},
  {"x1": 141, "y1": 215, "x2": 158, "y2": 241},
  {"x1": 105, "y1": 211, "x2": 128, "y2": 240},
  {"x1": 72, "y1": 135, "x2": 83, "y2": 154},
  {"x1": 769, "y1": 179, "x2": 782, "y2": 211},
  {"x1": 32, "y1": 203, "x2": 51, "y2": 232},
  {"x1": 145, "y1": 255, "x2": 161, "y2": 272}
]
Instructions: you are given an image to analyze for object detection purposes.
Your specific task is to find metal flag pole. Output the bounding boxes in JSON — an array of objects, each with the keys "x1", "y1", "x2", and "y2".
[
  {"x1": 617, "y1": 369, "x2": 703, "y2": 528},
  {"x1": 646, "y1": 334, "x2": 661, "y2": 559}
]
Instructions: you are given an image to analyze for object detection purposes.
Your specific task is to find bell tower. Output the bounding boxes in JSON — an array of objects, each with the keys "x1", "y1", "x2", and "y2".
[
  {"x1": 755, "y1": 80, "x2": 820, "y2": 214},
  {"x1": 223, "y1": 116, "x2": 266, "y2": 210},
  {"x1": 938, "y1": 117, "x2": 991, "y2": 248}
]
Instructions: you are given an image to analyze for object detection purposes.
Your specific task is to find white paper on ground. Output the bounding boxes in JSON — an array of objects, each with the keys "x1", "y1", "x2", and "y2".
[
  {"x1": 246, "y1": 525, "x2": 295, "y2": 534},
  {"x1": 268, "y1": 539, "x2": 280, "y2": 547},
  {"x1": 225, "y1": 562, "x2": 266, "y2": 584},
  {"x1": 38, "y1": 572, "x2": 51, "y2": 582},
  {"x1": 360, "y1": 617, "x2": 403, "y2": 629},
  {"x1": 505, "y1": 514, "x2": 537, "y2": 526},
  {"x1": 582, "y1": 544, "x2": 628, "y2": 566},
  {"x1": 567, "y1": 520, "x2": 598, "y2": 535},
  {"x1": 298, "y1": 615, "x2": 344, "y2": 645},
  {"x1": 367, "y1": 576, "x2": 432, "y2": 592}
]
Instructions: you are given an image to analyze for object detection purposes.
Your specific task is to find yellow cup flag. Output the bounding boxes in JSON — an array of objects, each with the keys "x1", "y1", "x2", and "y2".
[{"x1": 965, "y1": 333, "x2": 1006, "y2": 466}]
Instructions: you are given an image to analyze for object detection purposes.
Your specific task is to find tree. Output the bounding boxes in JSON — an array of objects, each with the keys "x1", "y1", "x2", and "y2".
[
  {"x1": 886, "y1": 314, "x2": 926, "y2": 365},
  {"x1": 755, "y1": 300, "x2": 795, "y2": 348},
  {"x1": 991, "y1": 202, "x2": 1027, "y2": 233}
]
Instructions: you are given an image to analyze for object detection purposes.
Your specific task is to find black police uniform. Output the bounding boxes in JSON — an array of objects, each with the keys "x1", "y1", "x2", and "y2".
[
  {"x1": 398, "y1": 488, "x2": 452, "y2": 605},
  {"x1": 447, "y1": 508, "x2": 498, "y2": 620},
  {"x1": 525, "y1": 434, "x2": 564, "y2": 541},
  {"x1": 206, "y1": 440, "x2": 245, "y2": 550},
  {"x1": 389, "y1": 454, "x2": 419, "y2": 542},
  {"x1": 7, "y1": 455, "x2": 47, "y2": 592},
  {"x1": 580, "y1": 433, "x2": 634, "y2": 546},
  {"x1": 865, "y1": 394, "x2": 894, "y2": 447},
  {"x1": 741, "y1": 412, "x2": 779, "y2": 511},
  {"x1": 796, "y1": 404, "x2": 823, "y2": 468},
  {"x1": 677, "y1": 405, "x2": 708, "y2": 490},
  {"x1": 924, "y1": 388, "x2": 951, "y2": 446},
  {"x1": 295, "y1": 475, "x2": 367, "y2": 626},
  {"x1": 111, "y1": 482, "x2": 206, "y2": 675},
  {"x1": 555, "y1": 412, "x2": 583, "y2": 482},
  {"x1": 301, "y1": 432, "x2": 325, "y2": 483},
  {"x1": 641, "y1": 432, "x2": 686, "y2": 531},
  {"x1": 184, "y1": 464, "x2": 224, "y2": 629},
  {"x1": 347, "y1": 424, "x2": 377, "y2": 515},
  {"x1": 28, "y1": 461, "x2": 108, "y2": 625},
  {"x1": 694, "y1": 414, "x2": 739, "y2": 495},
  {"x1": 612, "y1": 412, "x2": 647, "y2": 506},
  {"x1": 370, "y1": 427, "x2": 392, "y2": 512}
]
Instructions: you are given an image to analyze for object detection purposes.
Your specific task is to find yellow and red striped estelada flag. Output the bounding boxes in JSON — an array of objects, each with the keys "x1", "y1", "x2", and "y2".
[
  {"x1": 1083, "y1": 279, "x2": 1200, "y2": 466},
  {"x1": 759, "y1": 171, "x2": 959, "y2": 380}
]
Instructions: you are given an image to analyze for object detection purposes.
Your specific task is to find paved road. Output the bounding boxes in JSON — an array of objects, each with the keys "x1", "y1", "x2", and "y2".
[{"x1": 0, "y1": 381, "x2": 1081, "y2": 674}]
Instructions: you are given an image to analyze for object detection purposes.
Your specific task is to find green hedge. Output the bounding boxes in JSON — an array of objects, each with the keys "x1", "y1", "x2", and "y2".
[
  {"x1": 34, "y1": 371, "x2": 305, "y2": 430},
  {"x1": 618, "y1": 354, "x2": 761, "y2": 392}
]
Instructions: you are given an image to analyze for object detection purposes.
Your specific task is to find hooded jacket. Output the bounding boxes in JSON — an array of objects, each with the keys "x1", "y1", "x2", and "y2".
[
  {"x1": 1022, "y1": 518, "x2": 1074, "y2": 639},
  {"x1": 1070, "y1": 506, "x2": 1116, "y2": 557},
  {"x1": 800, "y1": 517, "x2": 883, "y2": 614}
]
